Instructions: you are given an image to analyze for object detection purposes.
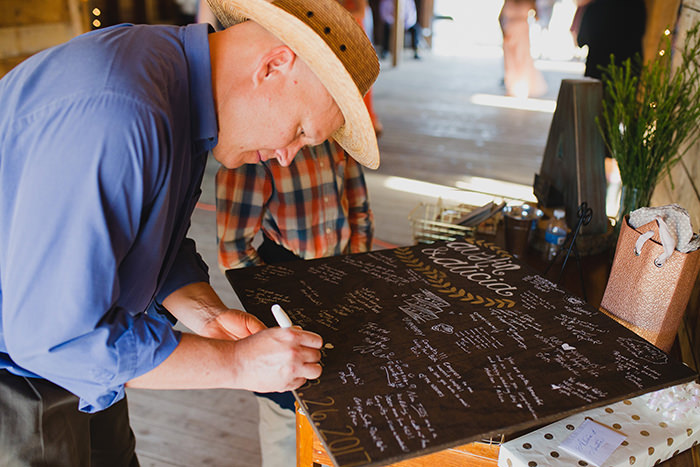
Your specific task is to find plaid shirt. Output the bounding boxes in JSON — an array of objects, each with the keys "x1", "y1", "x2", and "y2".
[{"x1": 216, "y1": 140, "x2": 373, "y2": 269}]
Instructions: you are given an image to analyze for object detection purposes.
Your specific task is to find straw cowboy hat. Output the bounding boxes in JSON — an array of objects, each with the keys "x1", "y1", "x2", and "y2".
[{"x1": 206, "y1": 0, "x2": 381, "y2": 169}]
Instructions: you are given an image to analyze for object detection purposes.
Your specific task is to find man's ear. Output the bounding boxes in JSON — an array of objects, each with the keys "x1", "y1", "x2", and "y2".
[{"x1": 252, "y1": 45, "x2": 297, "y2": 87}]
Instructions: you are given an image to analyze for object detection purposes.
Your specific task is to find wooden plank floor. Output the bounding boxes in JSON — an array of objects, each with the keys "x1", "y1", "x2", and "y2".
[{"x1": 127, "y1": 49, "x2": 584, "y2": 466}]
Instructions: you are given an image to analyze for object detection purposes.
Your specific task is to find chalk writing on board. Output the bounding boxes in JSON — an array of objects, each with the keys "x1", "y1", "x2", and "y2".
[
  {"x1": 363, "y1": 392, "x2": 438, "y2": 451},
  {"x1": 491, "y1": 308, "x2": 542, "y2": 333},
  {"x1": 348, "y1": 396, "x2": 388, "y2": 452},
  {"x1": 617, "y1": 337, "x2": 669, "y2": 365},
  {"x1": 244, "y1": 288, "x2": 290, "y2": 306},
  {"x1": 284, "y1": 307, "x2": 314, "y2": 329},
  {"x1": 251, "y1": 264, "x2": 294, "y2": 282},
  {"x1": 422, "y1": 242, "x2": 519, "y2": 276},
  {"x1": 342, "y1": 256, "x2": 412, "y2": 285},
  {"x1": 521, "y1": 274, "x2": 565, "y2": 294},
  {"x1": 455, "y1": 326, "x2": 505, "y2": 353},
  {"x1": 519, "y1": 289, "x2": 557, "y2": 311},
  {"x1": 563, "y1": 303, "x2": 595, "y2": 317},
  {"x1": 399, "y1": 288, "x2": 451, "y2": 323},
  {"x1": 380, "y1": 359, "x2": 414, "y2": 389},
  {"x1": 431, "y1": 323, "x2": 454, "y2": 334},
  {"x1": 295, "y1": 386, "x2": 375, "y2": 467},
  {"x1": 566, "y1": 295, "x2": 587, "y2": 306},
  {"x1": 554, "y1": 314, "x2": 605, "y2": 345},
  {"x1": 395, "y1": 247, "x2": 517, "y2": 306},
  {"x1": 308, "y1": 263, "x2": 348, "y2": 285},
  {"x1": 366, "y1": 251, "x2": 400, "y2": 269},
  {"x1": 550, "y1": 377, "x2": 608, "y2": 403},
  {"x1": 404, "y1": 267, "x2": 431, "y2": 285},
  {"x1": 470, "y1": 311, "x2": 502, "y2": 333},
  {"x1": 224, "y1": 239, "x2": 697, "y2": 467},
  {"x1": 338, "y1": 363, "x2": 365, "y2": 386},
  {"x1": 534, "y1": 334, "x2": 604, "y2": 378},
  {"x1": 316, "y1": 309, "x2": 343, "y2": 331},
  {"x1": 426, "y1": 361, "x2": 473, "y2": 407},
  {"x1": 320, "y1": 289, "x2": 384, "y2": 332},
  {"x1": 299, "y1": 279, "x2": 323, "y2": 306},
  {"x1": 420, "y1": 243, "x2": 520, "y2": 296},
  {"x1": 484, "y1": 355, "x2": 543, "y2": 417},
  {"x1": 402, "y1": 316, "x2": 425, "y2": 336},
  {"x1": 345, "y1": 288, "x2": 383, "y2": 314},
  {"x1": 353, "y1": 322, "x2": 394, "y2": 360},
  {"x1": 410, "y1": 338, "x2": 449, "y2": 363},
  {"x1": 613, "y1": 351, "x2": 663, "y2": 389},
  {"x1": 489, "y1": 308, "x2": 541, "y2": 350}
]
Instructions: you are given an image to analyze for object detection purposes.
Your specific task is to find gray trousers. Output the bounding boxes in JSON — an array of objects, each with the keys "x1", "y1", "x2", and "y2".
[{"x1": 0, "y1": 369, "x2": 139, "y2": 467}]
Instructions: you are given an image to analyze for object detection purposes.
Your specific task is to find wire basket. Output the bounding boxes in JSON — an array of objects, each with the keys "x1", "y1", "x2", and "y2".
[{"x1": 408, "y1": 201, "x2": 477, "y2": 244}]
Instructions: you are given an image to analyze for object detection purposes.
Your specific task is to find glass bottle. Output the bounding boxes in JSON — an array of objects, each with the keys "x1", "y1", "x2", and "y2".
[{"x1": 544, "y1": 208, "x2": 568, "y2": 261}]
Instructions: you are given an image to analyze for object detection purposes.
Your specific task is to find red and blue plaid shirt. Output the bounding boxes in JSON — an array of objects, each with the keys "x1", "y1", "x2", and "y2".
[{"x1": 216, "y1": 140, "x2": 373, "y2": 269}]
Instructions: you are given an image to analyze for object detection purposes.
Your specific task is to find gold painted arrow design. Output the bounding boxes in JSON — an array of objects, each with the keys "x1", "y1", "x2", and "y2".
[{"x1": 393, "y1": 247, "x2": 514, "y2": 309}]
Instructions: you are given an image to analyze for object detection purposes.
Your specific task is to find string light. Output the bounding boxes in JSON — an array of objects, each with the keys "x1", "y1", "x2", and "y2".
[{"x1": 91, "y1": 4, "x2": 101, "y2": 29}]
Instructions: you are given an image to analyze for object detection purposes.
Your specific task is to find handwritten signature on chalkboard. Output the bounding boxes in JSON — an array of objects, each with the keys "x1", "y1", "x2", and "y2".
[{"x1": 226, "y1": 239, "x2": 697, "y2": 467}]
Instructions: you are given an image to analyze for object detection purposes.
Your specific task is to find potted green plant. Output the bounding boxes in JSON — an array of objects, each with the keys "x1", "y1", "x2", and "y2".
[{"x1": 597, "y1": 22, "x2": 700, "y2": 226}]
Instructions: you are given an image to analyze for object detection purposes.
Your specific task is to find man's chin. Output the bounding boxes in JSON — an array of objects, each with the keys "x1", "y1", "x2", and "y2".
[{"x1": 211, "y1": 147, "x2": 248, "y2": 169}]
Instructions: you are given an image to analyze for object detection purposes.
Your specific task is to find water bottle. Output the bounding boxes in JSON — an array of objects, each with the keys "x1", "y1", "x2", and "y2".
[{"x1": 544, "y1": 208, "x2": 568, "y2": 261}]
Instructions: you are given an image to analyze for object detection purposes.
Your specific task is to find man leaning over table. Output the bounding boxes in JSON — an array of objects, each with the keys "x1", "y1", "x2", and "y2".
[
  {"x1": 0, "y1": 0, "x2": 380, "y2": 464},
  {"x1": 217, "y1": 139, "x2": 374, "y2": 466}
]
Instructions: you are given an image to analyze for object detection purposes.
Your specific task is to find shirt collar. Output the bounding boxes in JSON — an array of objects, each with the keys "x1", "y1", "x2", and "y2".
[{"x1": 183, "y1": 23, "x2": 217, "y2": 155}]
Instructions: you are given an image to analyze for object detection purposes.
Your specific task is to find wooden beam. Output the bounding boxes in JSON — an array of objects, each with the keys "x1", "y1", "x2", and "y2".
[
  {"x1": 643, "y1": 0, "x2": 681, "y2": 62},
  {"x1": 0, "y1": 23, "x2": 75, "y2": 59},
  {"x1": 391, "y1": 0, "x2": 404, "y2": 67}
]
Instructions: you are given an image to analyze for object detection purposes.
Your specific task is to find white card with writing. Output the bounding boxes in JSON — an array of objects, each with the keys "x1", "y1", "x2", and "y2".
[{"x1": 559, "y1": 418, "x2": 626, "y2": 466}]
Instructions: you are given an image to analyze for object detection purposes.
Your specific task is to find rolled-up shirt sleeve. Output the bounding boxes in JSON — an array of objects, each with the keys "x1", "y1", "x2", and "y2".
[
  {"x1": 2, "y1": 95, "x2": 198, "y2": 412},
  {"x1": 155, "y1": 236, "x2": 210, "y2": 304}
]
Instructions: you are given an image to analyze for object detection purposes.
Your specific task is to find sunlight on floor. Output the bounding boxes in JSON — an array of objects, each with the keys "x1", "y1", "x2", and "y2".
[
  {"x1": 382, "y1": 175, "x2": 536, "y2": 205},
  {"x1": 469, "y1": 93, "x2": 557, "y2": 113}
]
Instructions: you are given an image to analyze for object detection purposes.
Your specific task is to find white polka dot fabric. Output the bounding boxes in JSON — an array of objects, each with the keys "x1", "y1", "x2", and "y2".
[
  {"x1": 630, "y1": 204, "x2": 700, "y2": 254},
  {"x1": 498, "y1": 382, "x2": 700, "y2": 467}
]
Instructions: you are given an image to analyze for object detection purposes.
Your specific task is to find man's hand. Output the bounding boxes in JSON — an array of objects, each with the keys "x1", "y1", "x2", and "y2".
[
  {"x1": 200, "y1": 308, "x2": 266, "y2": 340},
  {"x1": 128, "y1": 282, "x2": 322, "y2": 393},
  {"x1": 229, "y1": 326, "x2": 324, "y2": 392},
  {"x1": 162, "y1": 282, "x2": 265, "y2": 339},
  {"x1": 126, "y1": 326, "x2": 324, "y2": 393}
]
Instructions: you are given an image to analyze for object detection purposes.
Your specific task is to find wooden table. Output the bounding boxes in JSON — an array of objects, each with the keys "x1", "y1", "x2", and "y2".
[
  {"x1": 296, "y1": 404, "x2": 499, "y2": 467},
  {"x1": 295, "y1": 401, "x2": 698, "y2": 467}
]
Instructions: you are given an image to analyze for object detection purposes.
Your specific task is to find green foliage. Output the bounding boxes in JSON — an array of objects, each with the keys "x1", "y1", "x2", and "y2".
[{"x1": 597, "y1": 22, "x2": 700, "y2": 208}]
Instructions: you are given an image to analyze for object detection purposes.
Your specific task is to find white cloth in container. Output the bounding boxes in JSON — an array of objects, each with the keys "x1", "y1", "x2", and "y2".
[{"x1": 629, "y1": 204, "x2": 700, "y2": 254}]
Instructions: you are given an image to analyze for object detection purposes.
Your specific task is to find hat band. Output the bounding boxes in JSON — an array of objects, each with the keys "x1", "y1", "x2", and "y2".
[{"x1": 272, "y1": 0, "x2": 378, "y2": 96}]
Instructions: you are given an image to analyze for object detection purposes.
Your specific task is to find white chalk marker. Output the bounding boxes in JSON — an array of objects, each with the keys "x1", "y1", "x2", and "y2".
[{"x1": 271, "y1": 304, "x2": 293, "y2": 328}]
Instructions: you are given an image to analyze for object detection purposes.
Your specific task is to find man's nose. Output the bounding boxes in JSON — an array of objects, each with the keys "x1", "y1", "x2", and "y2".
[{"x1": 275, "y1": 141, "x2": 304, "y2": 167}]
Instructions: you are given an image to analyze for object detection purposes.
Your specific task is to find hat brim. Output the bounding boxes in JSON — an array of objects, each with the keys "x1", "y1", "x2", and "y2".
[{"x1": 208, "y1": 0, "x2": 380, "y2": 169}]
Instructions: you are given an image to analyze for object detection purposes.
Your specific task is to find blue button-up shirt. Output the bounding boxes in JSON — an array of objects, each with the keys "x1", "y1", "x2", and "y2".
[{"x1": 0, "y1": 23, "x2": 217, "y2": 412}]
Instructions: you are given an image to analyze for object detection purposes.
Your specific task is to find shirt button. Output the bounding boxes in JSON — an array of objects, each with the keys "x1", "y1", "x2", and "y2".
[
  {"x1": 324, "y1": 197, "x2": 329, "y2": 203},
  {"x1": 326, "y1": 227, "x2": 331, "y2": 234}
]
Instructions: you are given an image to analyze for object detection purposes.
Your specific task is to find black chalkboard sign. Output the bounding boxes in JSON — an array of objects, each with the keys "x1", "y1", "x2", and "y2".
[{"x1": 226, "y1": 239, "x2": 697, "y2": 467}]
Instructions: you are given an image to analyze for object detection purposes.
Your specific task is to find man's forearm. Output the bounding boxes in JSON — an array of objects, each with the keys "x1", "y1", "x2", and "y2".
[
  {"x1": 126, "y1": 326, "x2": 324, "y2": 394},
  {"x1": 126, "y1": 332, "x2": 235, "y2": 389},
  {"x1": 162, "y1": 281, "x2": 228, "y2": 334}
]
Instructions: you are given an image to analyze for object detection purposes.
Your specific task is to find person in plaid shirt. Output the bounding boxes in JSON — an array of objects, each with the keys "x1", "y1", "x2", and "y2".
[
  {"x1": 215, "y1": 138, "x2": 373, "y2": 467},
  {"x1": 216, "y1": 139, "x2": 374, "y2": 268}
]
